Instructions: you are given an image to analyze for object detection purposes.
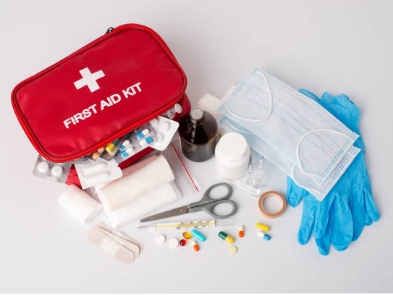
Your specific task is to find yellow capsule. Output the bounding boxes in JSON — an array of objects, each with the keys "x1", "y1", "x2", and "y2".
[
  {"x1": 255, "y1": 222, "x2": 270, "y2": 232},
  {"x1": 182, "y1": 231, "x2": 193, "y2": 239},
  {"x1": 105, "y1": 142, "x2": 116, "y2": 153}
]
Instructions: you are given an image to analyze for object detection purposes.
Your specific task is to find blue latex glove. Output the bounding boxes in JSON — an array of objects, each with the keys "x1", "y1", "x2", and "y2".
[{"x1": 287, "y1": 90, "x2": 380, "y2": 255}]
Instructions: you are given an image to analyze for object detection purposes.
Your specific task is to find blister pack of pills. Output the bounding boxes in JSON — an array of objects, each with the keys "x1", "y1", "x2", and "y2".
[
  {"x1": 114, "y1": 123, "x2": 158, "y2": 163},
  {"x1": 149, "y1": 116, "x2": 179, "y2": 151},
  {"x1": 32, "y1": 155, "x2": 72, "y2": 183}
]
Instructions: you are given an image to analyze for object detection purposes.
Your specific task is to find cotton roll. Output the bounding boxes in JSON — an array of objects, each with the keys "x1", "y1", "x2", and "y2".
[
  {"x1": 98, "y1": 154, "x2": 175, "y2": 212},
  {"x1": 106, "y1": 181, "x2": 181, "y2": 228},
  {"x1": 58, "y1": 184, "x2": 102, "y2": 224}
]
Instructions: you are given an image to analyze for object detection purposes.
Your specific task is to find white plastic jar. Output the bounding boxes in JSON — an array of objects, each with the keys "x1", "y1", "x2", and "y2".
[{"x1": 215, "y1": 132, "x2": 250, "y2": 180}]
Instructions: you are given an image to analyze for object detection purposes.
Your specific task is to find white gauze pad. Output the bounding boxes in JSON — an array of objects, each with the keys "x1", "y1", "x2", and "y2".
[
  {"x1": 105, "y1": 181, "x2": 181, "y2": 228},
  {"x1": 98, "y1": 154, "x2": 175, "y2": 212},
  {"x1": 58, "y1": 184, "x2": 102, "y2": 224}
]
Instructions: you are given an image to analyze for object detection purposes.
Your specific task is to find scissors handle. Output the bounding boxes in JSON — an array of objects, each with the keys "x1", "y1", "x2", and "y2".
[
  {"x1": 198, "y1": 199, "x2": 238, "y2": 219},
  {"x1": 189, "y1": 183, "x2": 237, "y2": 219},
  {"x1": 202, "y1": 182, "x2": 233, "y2": 202}
]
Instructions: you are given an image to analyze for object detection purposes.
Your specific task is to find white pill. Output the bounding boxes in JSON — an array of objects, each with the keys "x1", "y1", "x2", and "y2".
[
  {"x1": 37, "y1": 161, "x2": 49, "y2": 174},
  {"x1": 169, "y1": 237, "x2": 179, "y2": 248},
  {"x1": 228, "y1": 246, "x2": 238, "y2": 254},
  {"x1": 149, "y1": 118, "x2": 159, "y2": 127},
  {"x1": 155, "y1": 133, "x2": 164, "y2": 143},
  {"x1": 155, "y1": 234, "x2": 166, "y2": 245},
  {"x1": 159, "y1": 121, "x2": 171, "y2": 131},
  {"x1": 51, "y1": 165, "x2": 63, "y2": 177}
]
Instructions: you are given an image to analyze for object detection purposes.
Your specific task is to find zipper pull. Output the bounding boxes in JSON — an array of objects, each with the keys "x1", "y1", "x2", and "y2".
[{"x1": 105, "y1": 27, "x2": 114, "y2": 34}]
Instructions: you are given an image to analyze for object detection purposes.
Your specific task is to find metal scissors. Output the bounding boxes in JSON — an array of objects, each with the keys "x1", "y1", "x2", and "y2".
[{"x1": 140, "y1": 182, "x2": 237, "y2": 222}]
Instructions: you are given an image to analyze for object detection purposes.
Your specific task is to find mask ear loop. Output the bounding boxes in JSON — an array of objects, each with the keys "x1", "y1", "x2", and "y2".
[
  {"x1": 295, "y1": 129, "x2": 353, "y2": 178},
  {"x1": 224, "y1": 71, "x2": 273, "y2": 122}
]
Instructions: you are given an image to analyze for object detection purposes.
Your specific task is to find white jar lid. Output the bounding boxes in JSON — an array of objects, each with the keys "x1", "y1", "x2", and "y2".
[{"x1": 216, "y1": 132, "x2": 248, "y2": 161}]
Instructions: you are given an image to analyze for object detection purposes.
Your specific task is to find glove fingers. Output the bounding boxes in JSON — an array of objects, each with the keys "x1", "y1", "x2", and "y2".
[
  {"x1": 331, "y1": 195, "x2": 353, "y2": 251},
  {"x1": 314, "y1": 194, "x2": 334, "y2": 239},
  {"x1": 297, "y1": 199, "x2": 318, "y2": 245},
  {"x1": 287, "y1": 177, "x2": 310, "y2": 207},
  {"x1": 350, "y1": 190, "x2": 366, "y2": 242},
  {"x1": 351, "y1": 183, "x2": 379, "y2": 241},
  {"x1": 315, "y1": 217, "x2": 333, "y2": 256},
  {"x1": 364, "y1": 184, "x2": 381, "y2": 223}
]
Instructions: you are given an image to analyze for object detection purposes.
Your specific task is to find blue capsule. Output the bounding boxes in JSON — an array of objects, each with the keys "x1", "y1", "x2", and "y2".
[
  {"x1": 191, "y1": 229, "x2": 206, "y2": 242},
  {"x1": 257, "y1": 231, "x2": 271, "y2": 241}
]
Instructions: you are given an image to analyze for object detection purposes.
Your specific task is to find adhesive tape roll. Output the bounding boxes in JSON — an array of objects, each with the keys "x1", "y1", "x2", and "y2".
[{"x1": 258, "y1": 191, "x2": 287, "y2": 218}]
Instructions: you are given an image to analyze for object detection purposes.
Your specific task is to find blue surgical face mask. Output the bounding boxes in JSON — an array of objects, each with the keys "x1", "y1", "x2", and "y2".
[{"x1": 218, "y1": 68, "x2": 360, "y2": 200}]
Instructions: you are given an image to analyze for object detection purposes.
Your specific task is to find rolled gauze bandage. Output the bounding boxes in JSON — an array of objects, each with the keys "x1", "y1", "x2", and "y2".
[
  {"x1": 98, "y1": 154, "x2": 175, "y2": 212},
  {"x1": 105, "y1": 181, "x2": 181, "y2": 228},
  {"x1": 58, "y1": 184, "x2": 102, "y2": 224}
]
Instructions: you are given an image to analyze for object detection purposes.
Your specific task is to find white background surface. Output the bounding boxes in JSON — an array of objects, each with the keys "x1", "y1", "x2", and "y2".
[{"x1": 1, "y1": 0, "x2": 392, "y2": 293}]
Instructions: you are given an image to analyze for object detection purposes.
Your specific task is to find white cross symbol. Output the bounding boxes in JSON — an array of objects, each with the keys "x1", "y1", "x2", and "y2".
[{"x1": 74, "y1": 67, "x2": 105, "y2": 93}]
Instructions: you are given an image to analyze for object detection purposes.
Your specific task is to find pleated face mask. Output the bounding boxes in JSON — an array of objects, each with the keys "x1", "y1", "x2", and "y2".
[{"x1": 218, "y1": 68, "x2": 360, "y2": 200}]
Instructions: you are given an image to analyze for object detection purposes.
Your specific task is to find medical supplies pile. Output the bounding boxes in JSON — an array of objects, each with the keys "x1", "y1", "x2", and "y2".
[{"x1": 11, "y1": 24, "x2": 379, "y2": 263}]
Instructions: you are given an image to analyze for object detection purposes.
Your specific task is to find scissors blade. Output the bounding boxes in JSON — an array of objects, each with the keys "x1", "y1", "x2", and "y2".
[{"x1": 140, "y1": 205, "x2": 190, "y2": 223}]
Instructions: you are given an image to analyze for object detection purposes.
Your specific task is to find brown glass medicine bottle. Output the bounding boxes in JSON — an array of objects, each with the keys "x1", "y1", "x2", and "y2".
[{"x1": 178, "y1": 108, "x2": 218, "y2": 162}]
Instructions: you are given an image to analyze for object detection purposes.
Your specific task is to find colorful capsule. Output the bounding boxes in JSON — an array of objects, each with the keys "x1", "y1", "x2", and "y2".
[
  {"x1": 119, "y1": 140, "x2": 132, "y2": 152},
  {"x1": 90, "y1": 147, "x2": 104, "y2": 160},
  {"x1": 136, "y1": 128, "x2": 150, "y2": 140},
  {"x1": 218, "y1": 231, "x2": 235, "y2": 244},
  {"x1": 192, "y1": 240, "x2": 200, "y2": 252},
  {"x1": 121, "y1": 147, "x2": 135, "y2": 158},
  {"x1": 238, "y1": 225, "x2": 244, "y2": 238},
  {"x1": 191, "y1": 229, "x2": 206, "y2": 242},
  {"x1": 139, "y1": 136, "x2": 154, "y2": 148},
  {"x1": 257, "y1": 231, "x2": 271, "y2": 241},
  {"x1": 105, "y1": 139, "x2": 120, "y2": 154},
  {"x1": 255, "y1": 222, "x2": 270, "y2": 232}
]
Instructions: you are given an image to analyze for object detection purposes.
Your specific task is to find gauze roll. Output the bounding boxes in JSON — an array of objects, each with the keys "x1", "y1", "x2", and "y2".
[
  {"x1": 58, "y1": 184, "x2": 102, "y2": 224},
  {"x1": 98, "y1": 154, "x2": 175, "y2": 211},
  {"x1": 104, "y1": 181, "x2": 181, "y2": 228}
]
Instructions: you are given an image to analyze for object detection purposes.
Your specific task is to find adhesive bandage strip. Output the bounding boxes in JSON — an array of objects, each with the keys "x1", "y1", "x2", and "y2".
[
  {"x1": 98, "y1": 154, "x2": 175, "y2": 212},
  {"x1": 58, "y1": 184, "x2": 102, "y2": 224},
  {"x1": 95, "y1": 222, "x2": 141, "y2": 256},
  {"x1": 88, "y1": 225, "x2": 136, "y2": 264}
]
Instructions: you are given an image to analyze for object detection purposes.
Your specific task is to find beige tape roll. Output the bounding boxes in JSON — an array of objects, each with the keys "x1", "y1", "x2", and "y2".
[{"x1": 258, "y1": 191, "x2": 287, "y2": 218}]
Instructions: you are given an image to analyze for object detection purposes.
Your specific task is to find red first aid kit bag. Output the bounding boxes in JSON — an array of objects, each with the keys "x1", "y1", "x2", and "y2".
[{"x1": 11, "y1": 24, "x2": 191, "y2": 185}]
